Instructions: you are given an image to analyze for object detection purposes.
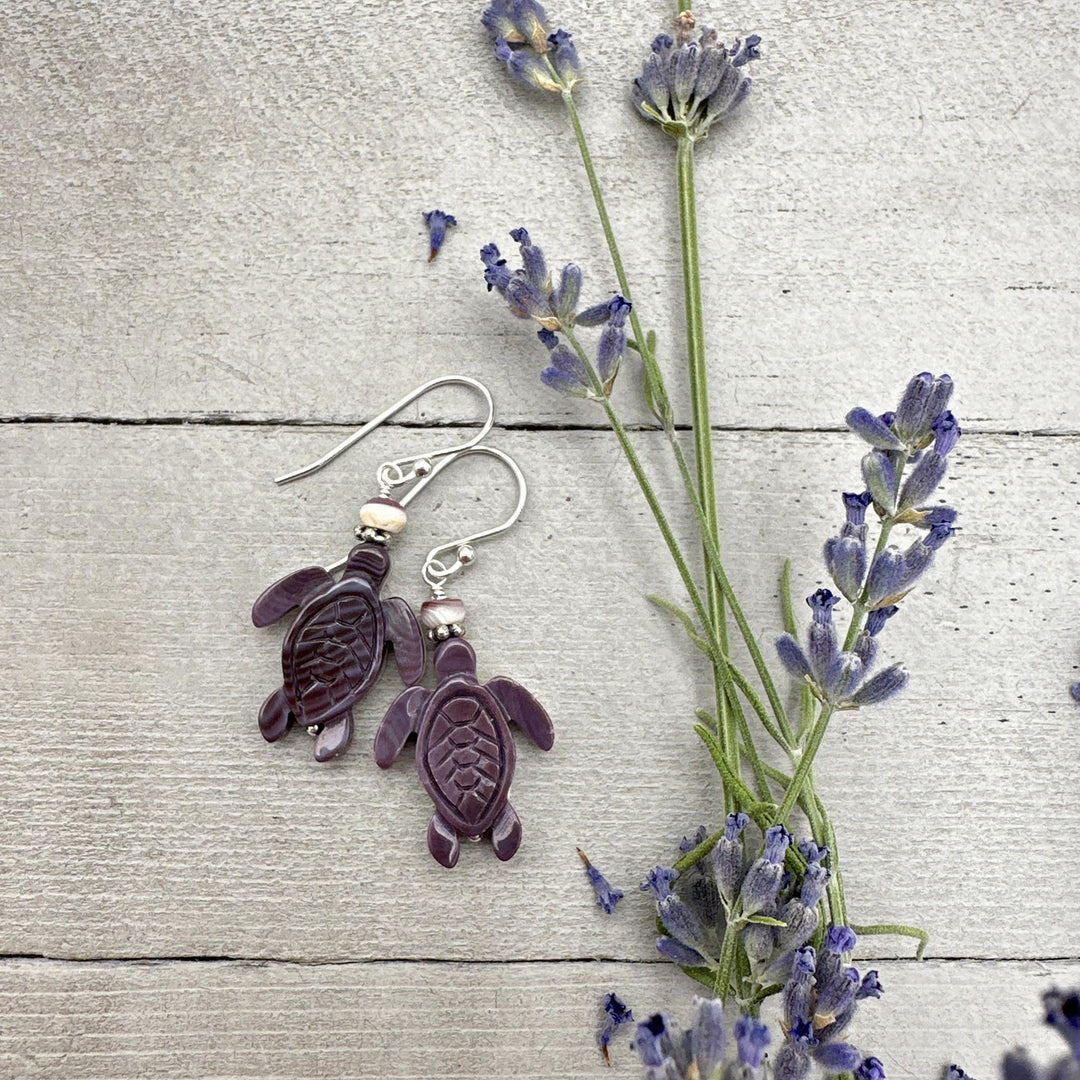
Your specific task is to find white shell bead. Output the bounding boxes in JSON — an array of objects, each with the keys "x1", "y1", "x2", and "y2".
[{"x1": 358, "y1": 498, "x2": 407, "y2": 534}]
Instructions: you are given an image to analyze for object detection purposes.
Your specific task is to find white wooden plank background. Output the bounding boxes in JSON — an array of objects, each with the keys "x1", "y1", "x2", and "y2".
[{"x1": 2, "y1": 0, "x2": 1078, "y2": 1076}]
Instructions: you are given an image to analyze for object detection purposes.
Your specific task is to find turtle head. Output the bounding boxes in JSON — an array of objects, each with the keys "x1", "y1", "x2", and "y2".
[
  {"x1": 343, "y1": 542, "x2": 390, "y2": 587},
  {"x1": 434, "y1": 637, "x2": 477, "y2": 681}
]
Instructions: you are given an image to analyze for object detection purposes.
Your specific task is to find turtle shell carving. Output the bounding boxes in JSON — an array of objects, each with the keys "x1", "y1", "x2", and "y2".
[
  {"x1": 417, "y1": 683, "x2": 516, "y2": 836},
  {"x1": 284, "y1": 581, "x2": 382, "y2": 726},
  {"x1": 252, "y1": 541, "x2": 425, "y2": 761}
]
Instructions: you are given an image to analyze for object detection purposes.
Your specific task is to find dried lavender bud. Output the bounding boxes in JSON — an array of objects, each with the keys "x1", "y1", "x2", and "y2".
[
  {"x1": 714, "y1": 811, "x2": 750, "y2": 904},
  {"x1": 422, "y1": 209, "x2": 457, "y2": 261}
]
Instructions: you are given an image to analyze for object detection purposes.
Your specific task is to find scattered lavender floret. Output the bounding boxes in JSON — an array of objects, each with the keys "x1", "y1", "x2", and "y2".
[
  {"x1": 598, "y1": 992, "x2": 634, "y2": 1066},
  {"x1": 1070, "y1": 682, "x2": 1080, "y2": 703},
  {"x1": 633, "y1": 11, "x2": 760, "y2": 141},
  {"x1": 578, "y1": 847, "x2": 624, "y2": 914},
  {"x1": 422, "y1": 210, "x2": 457, "y2": 261}
]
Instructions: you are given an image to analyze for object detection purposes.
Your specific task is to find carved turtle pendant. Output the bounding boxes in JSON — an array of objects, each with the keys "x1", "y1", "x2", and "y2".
[
  {"x1": 375, "y1": 636, "x2": 554, "y2": 867},
  {"x1": 252, "y1": 542, "x2": 424, "y2": 761}
]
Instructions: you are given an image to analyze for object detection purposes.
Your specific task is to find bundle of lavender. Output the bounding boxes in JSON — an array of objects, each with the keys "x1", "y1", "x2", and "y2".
[{"x1": 479, "y1": 2, "x2": 965, "y2": 1075}]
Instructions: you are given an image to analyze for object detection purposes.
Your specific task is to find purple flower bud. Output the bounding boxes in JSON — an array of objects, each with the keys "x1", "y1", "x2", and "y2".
[
  {"x1": 865, "y1": 605, "x2": 898, "y2": 637},
  {"x1": 481, "y1": 3, "x2": 519, "y2": 41},
  {"x1": 551, "y1": 264, "x2": 582, "y2": 324},
  {"x1": 862, "y1": 450, "x2": 900, "y2": 515},
  {"x1": 857, "y1": 1057, "x2": 887, "y2": 1080},
  {"x1": 658, "y1": 894, "x2": 712, "y2": 957},
  {"x1": 946, "y1": 1067, "x2": 970, "y2": 1080},
  {"x1": 731, "y1": 34, "x2": 763, "y2": 66},
  {"x1": 816, "y1": 965, "x2": 859, "y2": 1021},
  {"x1": 843, "y1": 491, "x2": 874, "y2": 525},
  {"x1": 913, "y1": 505, "x2": 958, "y2": 529},
  {"x1": 596, "y1": 321, "x2": 625, "y2": 391},
  {"x1": 574, "y1": 298, "x2": 615, "y2": 327},
  {"x1": 1002, "y1": 1051, "x2": 1040, "y2": 1080},
  {"x1": 853, "y1": 629, "x2": 877, "y2": 669},
  {"x1": 493, "y1": 37, "x2": 560, "y2": 91},
  {"x1": 846, "y1": 407, "x2": 906, "y2": 450},
  {"x1": 714, "y1": 811, "x2": 749, "y2": 904},
  {"x1": 1071, "y1": 682, "x2": 1080, "y2": 703},
  {"x1": 679, "y1": 825, "x2": 709, "y2": 855},
  {"x1": 422, "y1": 210, "x2": 457, "y2": 261},
  {"x1": 782, "y1": 946, "x2": 817, "y2": 1028},
  {"x1": 776, "y1": 633, "x2": 813, "y2": 682},
  {"x1": 640, "y1": 866, "x2": 679, "y2": 902},
  {"x1": 893, "y1": 372, "x2": 934, "y2": 443},
  {"x1": 692, "y1": 996, "x2": 727, "y2": 1079},
  {"x1": 1043, "y1": 989, "x2": 1080, "y2": 1057},
  {"x1": 510, "y1": 227, "x2": 549, "y2": 290},
  {"x1": 824, "y1": 651, "x2": 865, "y2": 701},
  {"x1": 481, "y1": 244, "x2": 511, "y2": 293},
  {"x1": 546, "y1": 28, "x2": 581, "y2": 82},
  {"x1": 808, "y1": 589, "x2": 840, "y2": 623},
  {"x1": 740, "y1": 826, "x2": 791, "y2": 916},
  {"x1": 634, "y1": 1013, "x2": 672, "y2": 1068},
  {"x1": 824, "y1": 535, "x2": 867, "y2": 603},
  {"x1": 857, "y1": 970, "x2": 883, "y2": 999},
  {"x1": 827, "y1": 925, "x2": 858, "y2": 954},
  {"x1": 655, "y1": 934, "x2": 708, "y2": 968},
  {"x1": 744, "y1": 911, "x2": 779, "y2": 965},
  {"x1": 775, "y1": 1042, "x2": 813, "y2": 1080},
  {"x1": 800, "y1": 840, "x2": 829, "y2": 864},
  {"x1": 800, "y1": 861, "x2": 830, "y2": 907},
  {"x1": 850, "y1": 663, "x2": 908, "y2": 707},
  {"x1": 899, "y1": 450, "x2": 948, "y2": 511},
  {"x1": 864, "y1": 547, "x2": 904, "y2": 609},
  {"x1": 734, "y1": 1015, "x2": 771, "y2": 1068},
  {"x1": 926, "y1": 374, "x2": 954, "y2": 428},
  {"x1": 505, "y1": 274, "x2": 555, "y2": 325},
  {"x1": 814, "y1": 1042, "x2": 864, "y2": 1073},
  {"x1": 776, "y1": 897, "x2": 819, "y2": 954},
  {"x1": 933, "y1": 411, "x2": 962, "y2": 455},
  {"x1": 540, "y1": 343, "x2": 590, "y2": 398},
  {"x1": 577, "y1": 849, "x2": 623, "y2": 914},
  {"x1": 598, "y1": 993, "x2": 634, "y2": 1064}
]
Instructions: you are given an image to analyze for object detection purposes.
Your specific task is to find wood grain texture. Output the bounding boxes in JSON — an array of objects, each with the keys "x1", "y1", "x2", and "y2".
[
  {"x1": 1, "y1": 0, "x2": 1078, "y2": 429},
  {"x1": 1, "y1": 424, "x2": 1076, "y2": 962},
  {"x1": 0, "y1": 957, "x2": 1076, "y2": 1080}
]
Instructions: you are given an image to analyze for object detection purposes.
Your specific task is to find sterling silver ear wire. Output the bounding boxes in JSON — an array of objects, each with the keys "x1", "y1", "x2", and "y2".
[
  {"x1": 374, "y1": 445, "x2": 555, "y2": 869},
  {"x1": 250, "y1": 376, "x2": 496, "y2": 762}
]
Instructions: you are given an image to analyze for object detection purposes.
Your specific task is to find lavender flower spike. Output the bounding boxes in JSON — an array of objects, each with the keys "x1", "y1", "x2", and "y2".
[
  {"x1": 633, "y1": 13, "x2": 760, "y2": 141},
  {"x1": 422, "y1": 210, "x2": 457, "y2": 261},
  {"x1": 577, "y1": 848, "x2": 624, "y2": 914},
  {"x1": 739, "y1": 824, "x2": 792, "y2": 916}
]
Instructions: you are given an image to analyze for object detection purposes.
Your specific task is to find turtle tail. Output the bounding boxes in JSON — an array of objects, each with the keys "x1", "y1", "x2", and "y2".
[{"x1": 258, "y1": 687, "x2": 293, "y2": 742}]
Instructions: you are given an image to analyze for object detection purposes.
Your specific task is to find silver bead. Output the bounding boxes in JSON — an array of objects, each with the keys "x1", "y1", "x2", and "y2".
[
  {"x1": 413, "y1": 458, "x2": 433, "y2": 477},
  {"x1": 449, "y1": 623, "x2": 465, "y2": 638},
  {"x1": 458, "y1": 544, "x2": 476, "y2": 565},
  {"x1": 307, "y1": 725, "x2": 322, "y2": 736},
  {"x1": 435, "y1": 624, "x2": 451, "y2": 641}
]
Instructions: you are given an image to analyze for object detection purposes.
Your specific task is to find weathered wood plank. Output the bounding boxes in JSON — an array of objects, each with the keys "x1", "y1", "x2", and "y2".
[
  {"x1": 0, "y1": 958, "x2": 1075, "y2": 1079},
  {"x1": 1, "y1": 1, "x2": 1076, "y2": 429},
  {"x1": 0, "y1": 424, "x2": 1076, "y2": 962}
]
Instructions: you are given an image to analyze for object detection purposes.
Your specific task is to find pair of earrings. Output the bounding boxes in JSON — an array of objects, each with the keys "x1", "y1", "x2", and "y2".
[{"x1": 251, "y1": 377, "x2": 554, "y2": 868}]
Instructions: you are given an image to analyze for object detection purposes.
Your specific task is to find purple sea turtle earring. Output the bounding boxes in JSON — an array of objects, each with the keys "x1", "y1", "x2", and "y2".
[
  {"x1": 375, "y1": 446, "x2": 555, "y2": 867},
  {"x1": 252, "y1": 377, "x2": 495, "y2": 762}
]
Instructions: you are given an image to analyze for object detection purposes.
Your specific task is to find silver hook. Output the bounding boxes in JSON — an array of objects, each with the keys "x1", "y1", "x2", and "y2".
[
  {"x1": 274, "y1": 376, "x2": 495, "y2": 492},
  {"x1": 419, "y1": 446, "x2": 527, "y2": 598}
]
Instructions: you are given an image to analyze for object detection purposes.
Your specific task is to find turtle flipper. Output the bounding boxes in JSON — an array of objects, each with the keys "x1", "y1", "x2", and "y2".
[
  {"x1": 252, "y1": 566, "x2": 335, "y2": 627},
  {"x1": 382, "y1": 596, "x2": 425, "y2": 685},
  {"x1": 428, "y1": 812, "x2": 460, "y2": 868},
  {"x1": 313, "y1": 713, "x2": 353, "y2": 762},
  {"x1": 487, "y1": 676, "x2": 554, "y2": 751},
  {"x1": 374, "y1": 685, "x2": 428, "y2": 768},
  {"x1": 491, "y1": 802, "x2": 522, "y2": 862},
  {"x1": 258, "y1": 686, "x2": 293, "y2": 742}
]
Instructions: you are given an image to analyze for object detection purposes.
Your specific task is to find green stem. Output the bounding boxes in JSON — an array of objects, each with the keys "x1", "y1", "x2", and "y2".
[
  {"x1": 773, "y1": 704, "x2": 835, "y2": 826},
  {"x1": 851, "y1": 922, "x2": 928, "y2": 960},
  {"x1": 675, "y1": 134, "x2": 732, "y2": 781}
]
